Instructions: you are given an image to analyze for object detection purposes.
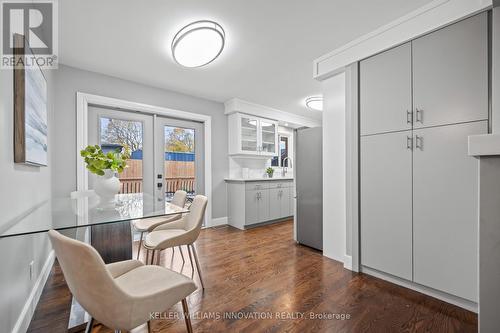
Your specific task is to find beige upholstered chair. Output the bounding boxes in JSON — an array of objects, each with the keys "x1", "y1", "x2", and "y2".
[
  {"x1": 144, "y1": 195, "x2": 208, "y2": 289},
  {"x1": 48, "y1": 230, "x2": 196, "y2": 333},
  {"x1": 132, "y1": 190, "x2": 187, "y2": 260}
]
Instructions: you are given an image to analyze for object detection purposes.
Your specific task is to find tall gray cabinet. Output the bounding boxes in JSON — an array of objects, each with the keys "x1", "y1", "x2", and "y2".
[{"x1": 360, "y1": 12, "x2": 488, "y2": 303}]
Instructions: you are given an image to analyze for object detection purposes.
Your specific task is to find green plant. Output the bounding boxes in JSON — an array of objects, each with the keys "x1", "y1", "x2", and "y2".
[
  {"x1": 266, "y1": 167, "x2": 274, "y2": 175},
  {"x1": 80, "y1": 145, "x2": 130, "y2": 176}
]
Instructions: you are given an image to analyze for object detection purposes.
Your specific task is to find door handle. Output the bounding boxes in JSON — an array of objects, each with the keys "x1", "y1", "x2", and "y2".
[
  {"x1": 415, "y1": 109, "x2": 423, "y2": 123},
  {"x1": 406, "y1": 136, "x2": 413, "y2": 150},
  {"x1": 406, "y1": 110, "x2": 413, "y2": 124},
  {"x1": 415, "y1": 135, "x2": 423, "y2": 150}
]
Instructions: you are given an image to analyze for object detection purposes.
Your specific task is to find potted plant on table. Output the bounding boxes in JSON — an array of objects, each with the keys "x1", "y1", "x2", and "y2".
[
  {"x1": 80, "y1": 145, "x2": 130, "y2": 204},
  {"x1": 266, "y1": 167, "x2": 274, "y2": 178}
]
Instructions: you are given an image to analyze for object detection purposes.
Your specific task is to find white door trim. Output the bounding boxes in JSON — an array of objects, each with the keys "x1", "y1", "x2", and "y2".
[{"x1": 76, "y1": 92, "x2": 213, "y2": 225}]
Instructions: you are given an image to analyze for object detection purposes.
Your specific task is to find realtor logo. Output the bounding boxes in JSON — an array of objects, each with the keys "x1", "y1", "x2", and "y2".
[{"x1": 1, "y1": 0, "x2": 58, "y2": 68}]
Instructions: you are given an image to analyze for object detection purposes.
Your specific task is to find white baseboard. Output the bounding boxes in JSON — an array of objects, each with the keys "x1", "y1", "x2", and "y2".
[
  {"x1": 208, "y1": 216, "x2": 228, "y2": 228},
  {"x1": 343, "y1": 255, "x2": 352, "y2": 270},
  {"x1": 12, "y1": 250, "x2": 55, "y2": 333}
]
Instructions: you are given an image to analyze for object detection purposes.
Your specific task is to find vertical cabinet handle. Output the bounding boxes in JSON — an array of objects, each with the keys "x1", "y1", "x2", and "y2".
[
  {"x1": 406, "y1": 110, "x2": 413, "y2": 124},
  {"x1": 415, "y1": 135, "x2": 423, "y2": 150},
  {"x1": 415, "y1": 109, "x2": 423, "y2": 123},
  {"x1": 406, "y1": 136, "x2": 413, "y2": 150}
]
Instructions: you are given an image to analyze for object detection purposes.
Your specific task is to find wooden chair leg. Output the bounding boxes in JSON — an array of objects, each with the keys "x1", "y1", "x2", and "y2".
[
  {"x1": 147, "y1": 320, "x2": 152, "y2": 333},
  {"x1": 145, "y1": 248, "x2": 150, "y2": 264},
  {"x1": 84, "y1": 317, "x2": 94, "y2": 333},
  {"x1": 179, "y1": 246, "x2": 185, "y2": 264},
  {"x1": 181, "y1": 298, "x2": 193, "y2": 333},
  {"x1": 136, "y1": 232, "x2": 144, "y2": 260},
  {"x1": 156, "y1": 249, "x2": 161, "y2": 265},
  {"x1": 190, "y1": 244, "x2": 205, "y2": 290}
]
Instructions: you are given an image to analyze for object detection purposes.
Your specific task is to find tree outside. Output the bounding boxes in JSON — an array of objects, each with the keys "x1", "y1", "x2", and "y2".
[
  {"x1": 100, "y1": 117, "x2": 143, "y2": 152},
  {"x1": 165, "y1": 127, "x2": 194, "y2": 152}
]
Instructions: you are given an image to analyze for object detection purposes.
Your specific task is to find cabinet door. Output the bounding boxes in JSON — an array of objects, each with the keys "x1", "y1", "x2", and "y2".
[
  {"x1": 360, "y1": 131, "x2": 413, "y2": 280},
  {"x1": 280, "y1": 187, "x2": 291, "y2": 217},
  {"x1": 413, "y1": 121, "x2": 486, "y2": 301},
  {"x1": 245, "y1": 190, "x2": 260, "y2": 225},
  {"x1": 258, "y1": 189, "x2": 270, "y2": 223},
  {"x1": 360, "y1": 43, "x2": 412, "y2": 136},
  {"x1": 240, "y1": 115, "x2": 259, "y2": 154},
  {"x1": 259, "y1": 120, "x2": 278, "y2": 156},
  {"x1": 412, "y1": 13, "x2": 488, "y2": 128},
  {"x1": 269, "y1": 188, "x2": 282, "y2": 220}
]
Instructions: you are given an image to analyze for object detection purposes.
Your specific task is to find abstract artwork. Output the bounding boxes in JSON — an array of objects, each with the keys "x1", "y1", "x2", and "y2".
[{"x1": 13, "y1": 34, "x2": 48, "y2": 166}]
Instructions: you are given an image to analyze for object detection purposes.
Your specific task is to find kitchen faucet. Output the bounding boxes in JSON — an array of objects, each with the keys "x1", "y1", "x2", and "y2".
[{"x1": 282, "y1": 156, "x2": 292, "y2": 177}]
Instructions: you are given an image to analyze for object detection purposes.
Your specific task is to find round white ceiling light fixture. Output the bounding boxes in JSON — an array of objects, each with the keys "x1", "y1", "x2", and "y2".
[
  {"x1": 305, "y1": 96, "x2": 323, "y2": 111},
  {"x1": 171, "y1": 20, "x2": 225, "y2": 68}
]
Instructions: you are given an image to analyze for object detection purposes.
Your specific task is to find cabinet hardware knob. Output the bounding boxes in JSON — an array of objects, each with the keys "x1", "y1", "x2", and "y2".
[{"x1": 415, "y1": 135, "x2": 423, "y2": 150}]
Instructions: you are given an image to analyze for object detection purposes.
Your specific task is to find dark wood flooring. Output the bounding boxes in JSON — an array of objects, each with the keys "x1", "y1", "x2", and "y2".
[{"x1": 27, "y1": 221, "x2": 477, "y2": 332}]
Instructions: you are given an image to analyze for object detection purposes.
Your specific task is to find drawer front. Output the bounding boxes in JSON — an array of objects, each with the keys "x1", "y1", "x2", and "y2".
[
  {"x1": 245, "y1": 182, "x2": 270, "y2": 191},
  {"x1": 267, "y1": 181, "x2": 293, "y2": 189}
]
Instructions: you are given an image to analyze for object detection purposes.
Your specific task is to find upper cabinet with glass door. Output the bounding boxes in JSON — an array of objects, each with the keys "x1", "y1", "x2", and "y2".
[{"x1": 228, "y1": 113, "x2": 278, "y2": 157}]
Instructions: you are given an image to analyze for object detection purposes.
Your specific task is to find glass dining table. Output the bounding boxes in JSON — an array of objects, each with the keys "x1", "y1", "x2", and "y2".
[{"x1": 0, "y1": 192, "x2": 189, "y2": 330}]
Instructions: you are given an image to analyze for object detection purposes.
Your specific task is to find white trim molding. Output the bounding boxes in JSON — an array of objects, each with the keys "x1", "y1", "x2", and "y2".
[
  {"x1": 76, "y1": 92, "x2": 214, "y2": 225},
  {"x1": 12, "y1": 251, "x2": 55, "y2": 333},
  {"x1": 208, "y1": 216, "x2": 228, "y2": 228},
  {"x1": 313, "y1": 0, "x2": 492, "y2": 80},
  {"x1": 343, "y1": 255, "x2": 352, "y2": 270},
  {"x1": 224, "y1": 98, "x2": 321, "y2": 128}
]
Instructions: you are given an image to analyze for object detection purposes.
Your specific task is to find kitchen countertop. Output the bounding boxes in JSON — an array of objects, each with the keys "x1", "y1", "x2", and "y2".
[{"x1": 224, "y1": 177, "x2": 294, "y2": 182}]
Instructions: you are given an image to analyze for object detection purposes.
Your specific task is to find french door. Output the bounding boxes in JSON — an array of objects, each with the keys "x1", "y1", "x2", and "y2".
[
  {"x1": 155, "y1": 116, "x2": 204, "y2": 207},
  {"x1": 88, "y1": 106, "x2": 204, "y2": 211}
]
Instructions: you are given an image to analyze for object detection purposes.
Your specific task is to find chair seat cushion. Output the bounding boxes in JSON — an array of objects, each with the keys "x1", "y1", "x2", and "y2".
[
  {"x1": 114, "y1": 265, "x2": 196, "y2": 329},
  {"x1": 132, "y1": 215, "x2": 180, "y2": 232},
  {"x1": 144, "y1": 229, "x2": 186, "y2": 249}
]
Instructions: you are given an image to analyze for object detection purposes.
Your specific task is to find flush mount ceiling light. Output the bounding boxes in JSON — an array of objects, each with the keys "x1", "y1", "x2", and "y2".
[
  {"x1": 171, "y1": 20, "x2": 225, "y2": 68},
  {"x1": 305, "y1": 96, "x2": 323, "y2": 111}
]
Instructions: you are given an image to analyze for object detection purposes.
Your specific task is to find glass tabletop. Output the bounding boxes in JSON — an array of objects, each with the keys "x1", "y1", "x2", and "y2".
[{"x1": 0, "y1": 192, "x2": 189, "y2": 238}]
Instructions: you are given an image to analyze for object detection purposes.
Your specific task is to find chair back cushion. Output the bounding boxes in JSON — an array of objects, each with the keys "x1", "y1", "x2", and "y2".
[
  {"x1": 171, "y1": 190, "x2": 187, "y2": 208},
  {"x1": 48, "y1": 230, "x2": 129, "y2": 328},
  {"x1": 185, "y1": 195, "x2": 208, "y2": 232}
]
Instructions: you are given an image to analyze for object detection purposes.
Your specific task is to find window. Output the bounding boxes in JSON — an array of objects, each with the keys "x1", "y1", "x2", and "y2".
[{"x1": 271, "y1": 135, "x2": 290, "y2": 167}]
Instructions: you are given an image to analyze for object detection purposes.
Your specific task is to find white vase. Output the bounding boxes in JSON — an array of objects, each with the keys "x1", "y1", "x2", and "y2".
[{"x1": 94, "y1": 170, "x2": 120, "y2": 206}]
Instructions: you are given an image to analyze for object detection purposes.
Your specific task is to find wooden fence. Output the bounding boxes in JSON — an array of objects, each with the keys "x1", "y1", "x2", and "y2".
[{"x1": 118, "y1": 159, "x2": 195, "y2": 194}]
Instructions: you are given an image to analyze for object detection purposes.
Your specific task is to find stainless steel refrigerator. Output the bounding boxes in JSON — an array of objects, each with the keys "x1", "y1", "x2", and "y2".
[{"x1": 295, "y1": 127, "x2": 323, "y2": 250}]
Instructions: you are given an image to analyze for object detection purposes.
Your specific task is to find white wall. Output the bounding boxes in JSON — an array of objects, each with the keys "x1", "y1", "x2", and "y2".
[
  {"x1": 322, "y1": 73, "x2": 347, "y2": 262},
  {"x1": 0, "y1": 68, "x2": 53, "y2": 333},
  {"x1": 52, "y1": 65, "x2": 228, "y2": 219}
]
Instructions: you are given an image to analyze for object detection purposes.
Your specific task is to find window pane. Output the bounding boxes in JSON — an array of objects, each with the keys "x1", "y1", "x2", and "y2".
[
  {"x1": 280, "y1": 137, "x2": 289, "y2": 166},
  {"x1": 164, "y1": 126, "x2": 195, "y2": 202},
  {"x1": 99, "y1": 117, "x2": 143, "y2": 194}
]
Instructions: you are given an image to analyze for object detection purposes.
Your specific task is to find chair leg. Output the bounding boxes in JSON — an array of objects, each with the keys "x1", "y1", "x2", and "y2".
[
  {"x1": 137, "y1": 232, "x2": 144, "y2": 260},
  {"x1": 190, "y1": 244, "x2": 205, "y2": 290},
  {"x1": 145, "y1": 248, "x2": 150, "y2": 264},
  {"x1": 147, "y1": 320, "x2": 152, "y2": 333},
  {"x1": 187, "y1": 244, "x2": 195, "y2": 272},
  {"x1": 84, "y1": 317, "x2": 94, "y2": 333},
  {"x1": 179, "y1": 246, "x2": 185, "y2": 264},
  {"x1": 181, "y1": 298, "x2": 193, "y2": 333},
  {"x1": 151, "y1": 250, "x2": 156, "y2": 265}
]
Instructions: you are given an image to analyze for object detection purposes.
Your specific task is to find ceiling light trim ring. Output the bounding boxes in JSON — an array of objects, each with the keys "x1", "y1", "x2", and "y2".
[
  {"x1": 305, "y1": 96, "x2": 323, "y2": 111},
  {"x1": 171, "y1": 20, "x2": 226, "y2": 68}
]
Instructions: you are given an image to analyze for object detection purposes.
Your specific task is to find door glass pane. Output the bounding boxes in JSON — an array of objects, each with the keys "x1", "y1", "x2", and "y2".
[
  {"x1": 99, "y1": 117, "x2": 143, "y2": 194},
  {"x1": 241, "y1": 117, "x2": 257, "y2": 151},
  {"x1": 164, "y1": 126, "x2": 195, "y2": 202},
  {"x1": 261, "y1": 121, "x2": 276, "y2": 153}
]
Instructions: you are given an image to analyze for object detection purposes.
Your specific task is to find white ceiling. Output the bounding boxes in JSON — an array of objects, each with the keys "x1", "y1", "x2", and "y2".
[{"x1": 59, "y1": 0, "x2": 434, "y2": 120}]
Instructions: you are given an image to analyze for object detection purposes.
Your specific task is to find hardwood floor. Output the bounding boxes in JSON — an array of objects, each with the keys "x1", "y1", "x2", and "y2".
[{"x1": 28, "y1": 220, "x2": 477, "y2": 332}]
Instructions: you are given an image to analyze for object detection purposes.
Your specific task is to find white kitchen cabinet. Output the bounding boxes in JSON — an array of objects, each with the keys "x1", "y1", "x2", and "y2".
[
  {"x1": 227, "y1": 179, "x2": 293, "y2": 229},
  {"x1": 228, "y1": 113, "x2": 278, "y2": 157}
]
